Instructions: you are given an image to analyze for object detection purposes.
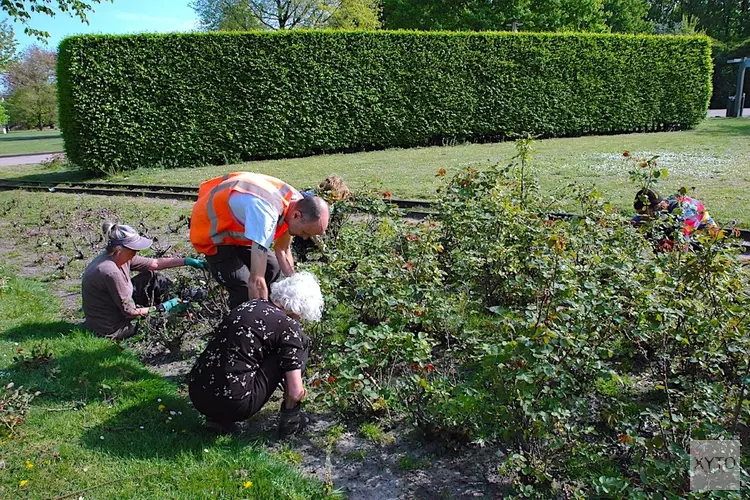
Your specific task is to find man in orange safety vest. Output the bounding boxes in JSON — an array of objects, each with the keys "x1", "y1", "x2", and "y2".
[{"x1": 190, "y1": 172, "x2": 330, "y2": 308}]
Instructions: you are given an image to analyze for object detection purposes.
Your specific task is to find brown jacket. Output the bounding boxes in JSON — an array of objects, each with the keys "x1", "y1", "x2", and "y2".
[{"x1": 81, "y1": 253, "x2": 154, "y2": 336}]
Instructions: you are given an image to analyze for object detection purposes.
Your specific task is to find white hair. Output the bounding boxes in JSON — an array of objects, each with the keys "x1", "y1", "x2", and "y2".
[{"x1": 270, "y1": 271, "x2": 324, "y2": 322}]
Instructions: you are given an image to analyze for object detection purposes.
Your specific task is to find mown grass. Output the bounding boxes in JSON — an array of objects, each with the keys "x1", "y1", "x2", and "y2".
[
  {"x1": 0, "y1": 129, "x2": 63, "y2": 156},
  {"x1": 1, "y1": 118, "x2": 749, "y2": 224},
  {"x1": 0, "y1": 268, "x2": 333, "y2": 499}
]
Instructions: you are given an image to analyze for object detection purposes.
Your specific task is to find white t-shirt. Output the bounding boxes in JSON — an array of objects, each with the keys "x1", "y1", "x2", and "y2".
[{"x1": 227, "y1": 192, "x2": 280, "y2": 249}]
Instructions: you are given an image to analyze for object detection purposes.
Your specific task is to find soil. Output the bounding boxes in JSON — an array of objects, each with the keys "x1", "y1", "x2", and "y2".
[{"x1": 237, "y1": 396, "x2": 511, "y2": 499}]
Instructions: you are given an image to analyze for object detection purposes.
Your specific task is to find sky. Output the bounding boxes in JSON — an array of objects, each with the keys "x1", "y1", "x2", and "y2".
[{"x1": 9, "y1": 0, "x2": 199, "y2": 52}]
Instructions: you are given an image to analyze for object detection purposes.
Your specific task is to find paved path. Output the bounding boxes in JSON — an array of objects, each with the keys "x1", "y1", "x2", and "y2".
[
  {"x1": 0, "y1": 152, "x2": 61, "y2": 166},
  {"x1": 708, "y1": 108, "x2": 750, "y2": 118}
]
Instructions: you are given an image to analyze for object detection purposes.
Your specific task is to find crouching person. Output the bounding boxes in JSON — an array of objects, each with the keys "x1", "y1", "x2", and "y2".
[
  {"x1": 82, "y1": 222, "x2": 208, "y2": 340},
  {"x1": 188, "y1": 271, "x2": 323, "y2": 438}
]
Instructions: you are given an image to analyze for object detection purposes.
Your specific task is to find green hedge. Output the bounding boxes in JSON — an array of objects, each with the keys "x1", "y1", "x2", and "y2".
[
  {"x1": 58, "y1": 31, "x2": 712, "y2": 173},
  {"x1": 710, "y1": 38, "x2": 750, "y2": 109}
]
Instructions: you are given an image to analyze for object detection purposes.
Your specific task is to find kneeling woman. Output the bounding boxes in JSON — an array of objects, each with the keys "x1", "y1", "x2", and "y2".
[
  {"x1": 188, "y1": 271, "x2": 322, "y2": 438},
  {"x1": 82, "y1": 222, "x2": 207, "y2": 340}
]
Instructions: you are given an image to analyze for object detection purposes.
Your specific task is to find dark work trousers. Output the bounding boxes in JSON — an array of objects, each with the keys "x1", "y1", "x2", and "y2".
[
  {"x1": 205, "y1": 246, "x2": 282, "y2": 309},
  {"x1": 188, "y1": 348, "x2": 309, "y2": 424},
  {"x1": 107, "y1": 271, "x2": 172, "y2": 340},
  {"x1": 131, "y1": 271, "x2": 173, "y2": 307}
]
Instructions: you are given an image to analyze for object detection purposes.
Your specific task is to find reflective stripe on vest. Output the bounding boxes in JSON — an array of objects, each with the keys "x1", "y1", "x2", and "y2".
[
  {"x1": 205, "y1": 178, "x2": 294, "y2": 245},
  {"x1": 190, "y1": 172, "x2": 299, "y2": 255}
]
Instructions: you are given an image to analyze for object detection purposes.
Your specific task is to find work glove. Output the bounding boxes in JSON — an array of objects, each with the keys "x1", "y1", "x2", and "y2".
[
  {"x1": 156, "y1": 297, "x2": 188, "y2": 313},
  {"x1": 184, "y1": 258, "x2": 208, "y2": 270}
]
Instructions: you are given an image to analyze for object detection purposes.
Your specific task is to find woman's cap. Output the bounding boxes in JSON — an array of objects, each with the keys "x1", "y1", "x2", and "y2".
[{"x1": 107, "y1": 224, "x2": 153, "y2": 251}]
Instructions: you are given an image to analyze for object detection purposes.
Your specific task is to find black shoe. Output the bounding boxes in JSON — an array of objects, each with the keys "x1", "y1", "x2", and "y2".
[{"x1": 278, "y1": 402, "x2": 309, "y2": 439}]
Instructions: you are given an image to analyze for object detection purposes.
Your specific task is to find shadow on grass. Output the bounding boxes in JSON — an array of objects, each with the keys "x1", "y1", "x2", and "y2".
[
  {"x1": 0, "y1": 135, "x2": 61, "y2": 142},
  {"x1": 2, "y1": 320, "x2": 78, "y2": 341},
  {"x1": 3, "y1": 169, "x2": 94, "y2": 183},
  {"x1": 696, "y1": 118, "x2": 750, "y2": 136},
  {"x1": 3, "y1": 322, "x2": 270, "y2": 460}
]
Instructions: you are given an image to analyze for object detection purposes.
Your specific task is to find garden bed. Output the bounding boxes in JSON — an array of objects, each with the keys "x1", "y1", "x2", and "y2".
[{"x1": 0, "y1": 141, "x2": 748, "y2": 497}]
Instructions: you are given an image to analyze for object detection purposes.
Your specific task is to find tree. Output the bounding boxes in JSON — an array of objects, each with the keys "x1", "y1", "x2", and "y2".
[
  {"x1": 646, "y1": 0, "x2": 750, "y2": 42},
  {"x1": 3, "y1": 45, "x2": 57, "y2": 130},
  {"x1": 0, "y1": 0, "x2": 112, "y2": 39},
  {"x1": 328, "y1": 0, "x2": 382, "y2": 29},
  {"x1": 0, "y1": 101, "x2": 8, "y2": 133},
  {"x1": 191, "y1": 0, "x2": 265, "y2": 31},
  {"x1": 603, "y1": 0, "x2": 651, "y2": 33},
  {"x1": 192, "y1": 0, "x2": 382, "y2": 31},
  {"x1": 381, "y1": 0, "x2": 611, "y2": 32},
  {"x1": 228, "y1": 0, "x2": 338, "y2": 29},
  {"x1": 0, "y1": 19, "x2": 17, "y2": 71}
]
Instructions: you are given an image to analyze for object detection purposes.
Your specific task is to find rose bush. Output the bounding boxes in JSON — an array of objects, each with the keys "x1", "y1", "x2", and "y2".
[{"x1": 304, "y1": 141, "x2": 749, "y2": 498}]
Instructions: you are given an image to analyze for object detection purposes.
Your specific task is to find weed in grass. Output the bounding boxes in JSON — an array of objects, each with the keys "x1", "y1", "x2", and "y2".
[
  {"x1": 358, "y1": 422, "x2": 395, "y2": 445},
  {"x1": 275, "y1": 443, "x2": 304, "y2": 465},
  {"x1": 343, "y1": 449, "x2": 367, "y2": 461},
  {"x1": 38, "y1": 154, "x2": 68, "y2": 172},
  {"x1": 325, "y1": 423, "x2": 346, "y2": 444},
  {"x1": 397, "y1": 454, "x2": 432, "y2": 471},
  {"x1": 12, "y1": 341, "x2": 53, "y2": 370},
  {"x1": 0, "y1": 382, "x2": 39, "y2": 434}
]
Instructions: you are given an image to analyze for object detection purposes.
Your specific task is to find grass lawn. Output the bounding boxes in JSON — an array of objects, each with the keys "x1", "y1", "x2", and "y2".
[
  {"x1": 1, "y1": 118, "x2": 748, "y2": 225},
  {"x1": 0, "y1": 129, "x2": 63, "y2": 156},
  {"x1": 0, "y1": 268, "x2": 333, "y2": 499}
]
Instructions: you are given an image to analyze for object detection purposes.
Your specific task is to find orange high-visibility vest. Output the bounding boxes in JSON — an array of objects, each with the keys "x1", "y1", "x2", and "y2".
[{"x1": 190, "y1": 172, "x2": 301, "y2": 256}]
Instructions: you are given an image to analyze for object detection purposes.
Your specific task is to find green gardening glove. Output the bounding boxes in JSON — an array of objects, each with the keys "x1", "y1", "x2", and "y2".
[
  {"x1": 185, "y1": 258, "x2": 208, "y2": 270},
  {"x1": 157, "y1": 297, "x2": 188, "y2": 313}
]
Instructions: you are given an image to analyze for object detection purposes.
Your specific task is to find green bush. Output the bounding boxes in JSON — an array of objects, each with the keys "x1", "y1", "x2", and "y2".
[
  {"x1": 302, "y1": 141, "x2": 749, "y2": 497},
  {"x1": 57, "y1": 31, "x2": 712, "y2": 174}
]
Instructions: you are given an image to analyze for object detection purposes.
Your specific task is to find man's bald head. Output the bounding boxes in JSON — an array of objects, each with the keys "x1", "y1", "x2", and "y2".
[{"x1": 287, "y1": 196, "x2": 330, "y2": 239}]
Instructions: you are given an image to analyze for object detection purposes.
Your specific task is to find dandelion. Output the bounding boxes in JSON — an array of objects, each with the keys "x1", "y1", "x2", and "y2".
[
  {"x1": 165, "y1": 420, "x2": 170, "y2": 424},
  {"x1": 25, "y1": 460, "x2": 33, "y2": 469},
  {"x1": 243, "y1": 481, "x2": 253, "y2": 489},
  {"x1": 19, "y1": 480, "x2": 28, "y2": 487},
  {"x1": 158, "y1": 404, "x2": 166, "y2": 411}
]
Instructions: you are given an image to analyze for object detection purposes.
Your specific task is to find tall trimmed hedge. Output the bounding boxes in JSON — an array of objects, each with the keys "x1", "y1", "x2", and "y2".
[{"x1": 58, "y1": 31, "x2": 712, "y2": 173}]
